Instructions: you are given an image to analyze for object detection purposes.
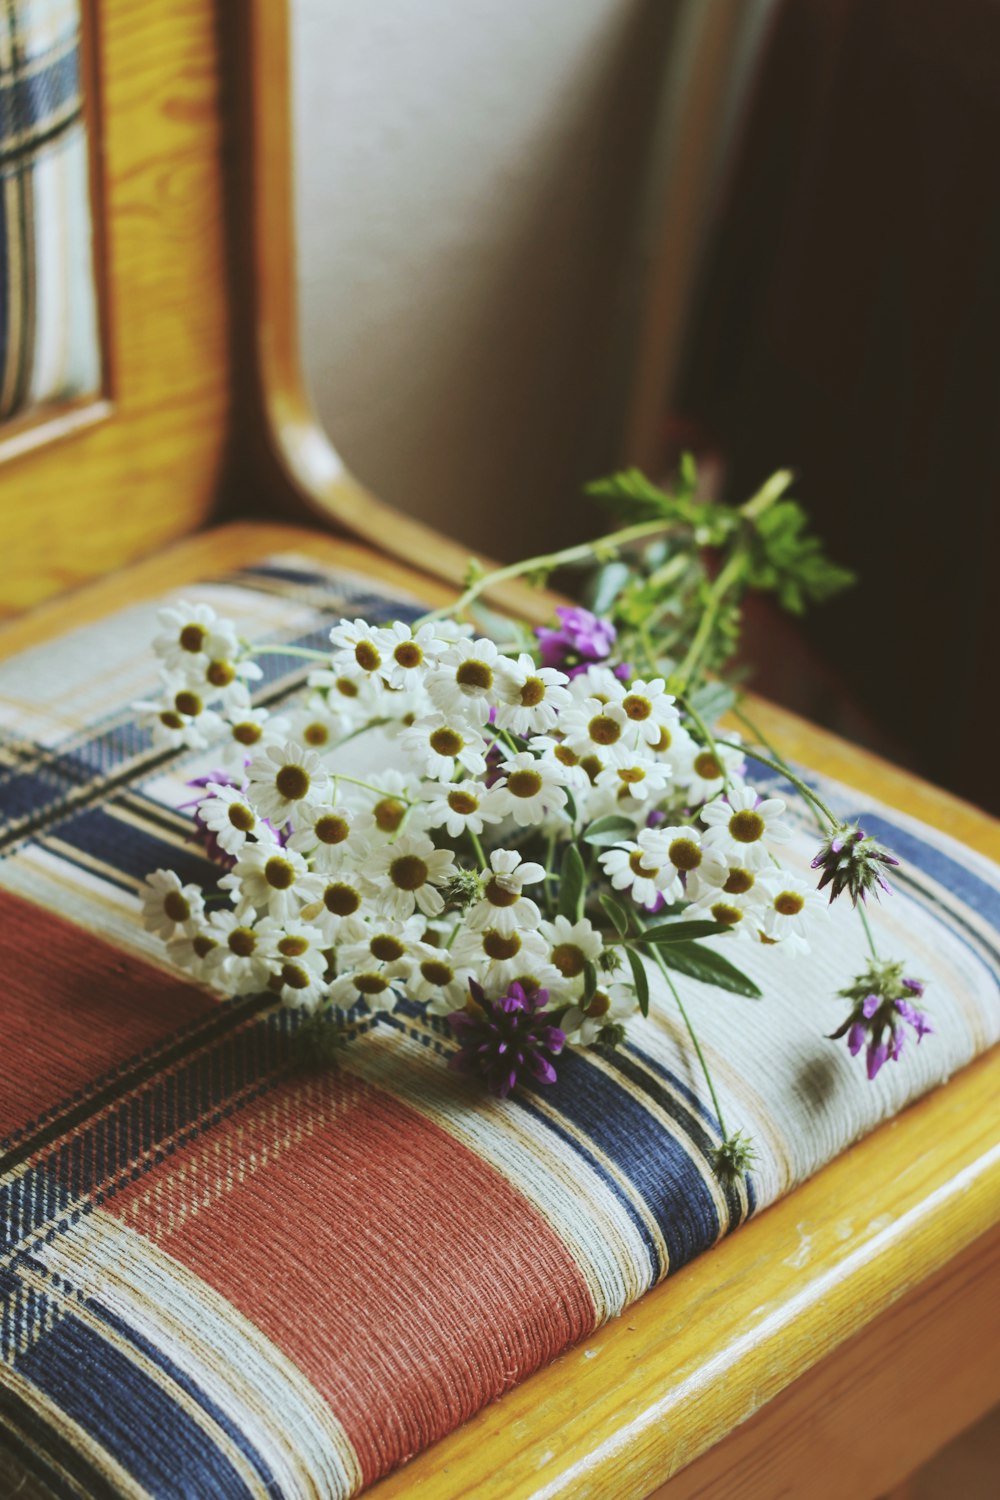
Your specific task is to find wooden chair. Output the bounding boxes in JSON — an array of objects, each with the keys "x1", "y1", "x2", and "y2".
[{"x1": 1, "y1": 2, "x2": 997, "y2": 1496}]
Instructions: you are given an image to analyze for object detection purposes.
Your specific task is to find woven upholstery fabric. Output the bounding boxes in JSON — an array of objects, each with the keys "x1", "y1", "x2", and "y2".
[
  {"x1": 0, "y1": 553, "x2": 998, "y2": 1499},
  {"x1": 0, "y1": 0, "x2": 100, "y2": 423}
]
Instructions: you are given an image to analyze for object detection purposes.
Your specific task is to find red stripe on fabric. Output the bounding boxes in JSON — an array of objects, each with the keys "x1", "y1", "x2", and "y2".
[
  {"x1": 0, "y1": 888, "x2": 214, "y2": 1137},
  {"x1": 110, "y1": 1067, "x2": 596, "y2": 1486}
]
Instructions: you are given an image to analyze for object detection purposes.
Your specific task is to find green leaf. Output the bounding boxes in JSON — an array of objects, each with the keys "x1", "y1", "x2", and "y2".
[
  {"x1": 656, "y1": 940, "x2": 762, "y2": 998},
  {"x1": 639, "y1": 920, "x2": 731, "y2": 945},
  {"x1": 588, "y1": 560, "x2": 631, "y2": 617},
  {"x1": 744, "y1": 499, "x2": 856, "y2": 615},
  {"x1": 600, "y1": 892, "x2": 631, "y2": 937},
  {"x1": 687, "y1": 680, "x2": 737, "y2": 726},
  {"x1": 582, "y1": 960, "x2": 598, "y2": 1003},
  {"x1": 582, "y1": 815, "x2": 636, "y2": 848},
  {"x1": 624, "y1": 946, "x2": 650, "y2": 1018},
  {"x1": 558, "y1": 843, "x2": 586, "y2": 922}
]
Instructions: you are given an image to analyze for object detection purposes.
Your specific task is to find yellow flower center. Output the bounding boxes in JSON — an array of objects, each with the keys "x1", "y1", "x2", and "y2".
[
  {"x1": 448, "y1": 789, "x2": 479, "y2": 815},
  {"x1": 370, "y1": 934, "x2": 405, "y2": 962},
  {"x1": 519, "y1": 677, "x2": 546, "y2": 707},
  {"x1": 774, "y1": 890, "x2": 804, "y2": 916},
  {"x1": 390, "y1": 854, "x2": 428, "y2": 891},
  {"x1": 622, "y1": 694, "x2": 652, "y2": 721},
  {"x1": 629, "y1": 849, "x2": 658, "y2": 878},
  {"x1": 227, "y1": 802, "x2": 255, "y2": 832},
  {"x1": 179, "y1": 623, "x2": 207, "y2": 652},
  {"x1": 232, "y1": 721, "x2": 262, "y2": 745},
  {"x1": 159, "y1": 711, "x2": 184, "y2": 730},
  {"x1": 373, "y1": 797, "x2": 406, "y2": 833},
  {"x1": 192, "y1": 934, "x2": 216, "y2": 959},
  {"x1": 668, "y1": 837, "x2": 702, "y2": 871},
  {"x1": 275, "y1": 765, "x2": 310, "y2": 801},
  {"x1": 482, "y1": 930, "x2": 521, "y2": 961},
  {"x1": 228, "y1": 927, "x2": 256, "y2": 956},
  {"x1": 485, "y1": 877, "x2": 519, "y2": 908},
  {"x1": 723, "y1": 868, "x2": 754, "y2": 895},
  {"x1": 265, "y1": 857, "x2": 295, "y2": 890},
  {"x1": 354, "y1": 640, "x2": 381, "y2": 671},
  {"x1": 163, "y1": 891, "x2": 190, "y2": 923},
  {"x1": 394, "y1": 641, "x2": 423, "y2": 668},
  {"x1": 710, "y1": 902, "x2": 744, "y2": 926},
  {"x1": 279, "y1": 935, "x2": 309, "y2": 957},
  {"x1": 508, "y1": 769, "x2": 543, "y2": 798},
  {"x1": 430, "y1": 727, "x2": 463, "y2": 757},
  {"x1": 729, "y1": 809, "x2": 765, "y2": 844},
  {"x1": 552, "y1": 942, "x2": 585, "y2": 978},
  {"x1": 554, "y1": 744, "x2": 579, "y2": 767},
  {"x1": 694, "y1": 751, "x2": 722, "y2": 779},
  {"x1": 207, "y1": 659, "x2": 236, "y2": 687},
  {"x1": 588, "y1": 714, "x2": 621, "y2": 746},
  {"x1": 586, "y1": 990, "x2": 611, "y2": 1018},
  {"x1": 324, "y1": 883, "x2": 360, "y2": 916},
  {"x1": 355, "y1": 972, "x2": 389, "y2": 995},
  {"x1": 303, "y1": 721, "x2": 330, "y2": 746},
  {"x1": 456, "y1": 659, "x2": 493, "y2": 690},
  {"x1": 618, "y1": 766, "x2": 646, "y2": 786},
  {"x1": 421, "y1": 959, "x2": 454, "y2": 986},
  {"x1": 315, "y1": 814, "x2": 349, "y2": 845}
]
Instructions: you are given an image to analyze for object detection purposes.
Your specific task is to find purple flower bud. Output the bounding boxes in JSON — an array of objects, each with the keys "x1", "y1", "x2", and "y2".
[
  {"x1": 866, "y1": 1040, "x2": 889, "y2": 1080},
  {"x1": 448, "y1": 980, "x2": 565, "y2": 1097},
  {"x1": 847, "y1": 1021, "x2": 866, "y2": 1056},
  {"x1": 536, "y1": 606, "x2": 618, "y2": 676},
  {"x1": 861, "y1": 992, "x2": 879, "y2": 1019}
]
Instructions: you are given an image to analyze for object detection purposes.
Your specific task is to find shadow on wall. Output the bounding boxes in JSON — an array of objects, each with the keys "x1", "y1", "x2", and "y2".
[{"x1": 292, "y1": 0, "x2": 680, "y2": 563}]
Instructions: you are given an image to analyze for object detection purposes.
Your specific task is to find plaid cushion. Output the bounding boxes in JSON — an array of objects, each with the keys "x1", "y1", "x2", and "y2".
[
  {"x1": 0, "y1": 0, "x2": 100, "y2": 422},
  {"x1": 0, "y1": 553, "x2": 997, "y2": 1498}
]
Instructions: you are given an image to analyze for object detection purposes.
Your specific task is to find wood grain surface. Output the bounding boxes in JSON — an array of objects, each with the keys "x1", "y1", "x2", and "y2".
[
  {"x1": 0, "y1": 0, "x2": 231, "y2": 619},
  {"x1": 2, "y1": 522, "x2": 997, "y2": 1500}
]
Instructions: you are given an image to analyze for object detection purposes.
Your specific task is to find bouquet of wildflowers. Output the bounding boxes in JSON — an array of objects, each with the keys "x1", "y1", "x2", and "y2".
[{"x1": 138, "y1": 464, "x2": 930, "y2": 1183}]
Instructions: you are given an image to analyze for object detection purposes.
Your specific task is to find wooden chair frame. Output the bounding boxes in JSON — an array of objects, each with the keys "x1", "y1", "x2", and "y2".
[{"x1": 0, "y1": 2, "x2": 997, "y2": 1495}]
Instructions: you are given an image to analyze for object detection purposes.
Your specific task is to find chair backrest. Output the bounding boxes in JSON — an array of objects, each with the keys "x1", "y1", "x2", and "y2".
[{"x1": 0, "y1": 0, "x2": 232, "y2": 619}]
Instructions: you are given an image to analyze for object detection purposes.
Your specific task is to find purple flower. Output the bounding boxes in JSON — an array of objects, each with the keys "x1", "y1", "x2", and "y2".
[
  {"x1": 830, "y1": 960, "x2": 932, "y2": 1080},
  {"x1": 811, "y1": 823, "x2": 899, "y2": 907},
  {"x1": 535, "y1": 606, "x2": 617, "y2": 677},
  {"x1": 448, "y1": 979, "x2": 565, "y2": 1098},
  {"x1": 179, "y1": 769, "x2": 240, "y2": 869}
]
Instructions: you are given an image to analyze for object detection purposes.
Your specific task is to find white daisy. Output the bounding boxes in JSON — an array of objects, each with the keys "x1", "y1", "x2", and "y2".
[
  {"x1": 360, "y1": 834, "x2": 457, "y2": 919},
  {"x1": 635, "y1": 825, "x2": 726, "y2": 903},
  {"x1": 308, "y1": 667, "x2": 383, "y2": 722},
  {"x1": 153, "y1": 602, "x2": 239, "y2": 673},
  {"x1": 494, "y1": 653, "x2": 571, "y2": 736},
  {"x1": 328, "y1": 962, "x2": 410, "y2": 1014},
  {"x1": 562, "y1": 981, "x2": 638, "y2": 1045},
  {"x1": 198, "y1": 783, "x2": 259, "y2": 857},
  {"x1": 204, "y1": 910, "x2": 277, "y2": 994},
  {"x1": 220, "y1": 838, "x2": 310, "y2": 921},
  {"x1": 400, "y1": 714, "x2": 488, "y2": 780},
  {"x1": 177, "y1": 654, "x2": 262, "y2": 711},
  {"x1": 687, "y1": 858, "x2": 769, "y2": 912},
  {"x1": 408, "y1": 948, "x2": 480, "y2": 1016},
  {"x1": 678, "y1": 737, "x2": 745, "y2": 806},
  {"x1": 283, "y1": 702, "x2": 344, "y2": 757},
  {"x1": 426, "y1": 638, "x2": 501, "y2": 725},
  {"x1": 599, "y1": 840, "x2": 666, "y2": 908},
  {"x1": 452, "y1": 922, "x2": 549, "y2": 992},
  {"x1": 539, "y1": 915, "x2": 604, "y2": 996},
  {"x1": 338, "y1": 915, "x2": 425, "y2": 978},
  {"x1": 422, "y1": 783, "x2": 502, "y2": 839},
  {"x1": 328, "y1": 618, "x2": 390, "y2": 681},
  {"x1": 166, "y1": 923, "x2": 221, "y2": 984},
  {"x1": 287, "y1": 803, "x2": 364, "y2": 872},
  {"x1": 135, "y1": 689, "x2": 224, "y2": 752},
  {"x1": 256, "y1": 918, "x2": 330, "y2": 1008},
  {"x1": 615, "y1": 678, "x2": 679, "y2": 748},
  {"x1": 758, "y1": 870, "x2": 827, "y2": 953},
  {"x1": 299, "y1": 872, "x2": 369, "y2": 944},
  {"x1": 140, "y1": 870, "x2": 204, "y2": 940},
  {"x1": 595, "y1": 754, "x2": 671, "y2": 804},
  {"x1": 700, "y1": 784, "x2": 793, "y2": 869},
  {"x1": 246, "y1": 743, "x2": 331, "y2": 827},
  {"x1": 528, "y1": 735, "x2": 596, "y2": 795},
  {"x1": 490, "y1": 752, "x2": 568, "y2": 826},
  {"x1": 378, "y1": 621, "x2": 448, "y2": 689},
  {"x1": 465, "y1": 849, "x2": 546, "y2": 934},
  {"x1": 353, "y1": 770, "x2": 424, "y2": 841},
  {"x1": 560, "y1": 699, "x2": 633, "y2": 768},
  {"x1": 218, "y1": 707, "x2": 287, "y2": 767}
]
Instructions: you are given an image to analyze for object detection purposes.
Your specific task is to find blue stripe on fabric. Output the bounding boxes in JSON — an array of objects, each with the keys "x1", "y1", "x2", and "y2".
[
  {"x1": 0, "y1": 46, "x2": 79, "y2": 140},
  {"x1": 0, "y1": 1379, "x2": 123, "y2": 1500},
  {"x1": 48, "y1": 803, "x2": 221, "y2": 889},
  {"x1": 623, "y1": 1040, "x2": 720, "y2": 1133},
  {"x1": 515, "y1": 1098, "x2": 663, "y2": 1283},
  {"x1": 843, "y1": 811, "x2": 1000, "y2": 933},
  {"x1": 532, "y1": 1048, "x2": 724, "y2": 1274},
  {"x1": 12, "y1": 1311, "x2": 261, "y2": 1500},
  {"x1": 89, "y1": 1301, "x2": 283, "y2": 1500}
]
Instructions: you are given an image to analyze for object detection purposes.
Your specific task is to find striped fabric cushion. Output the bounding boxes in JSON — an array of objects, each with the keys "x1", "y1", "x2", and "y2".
[
  {"x1": 0, "y1": 0, "x2": 100, "y2": 423},
  {"x1": 1, "y1": 555, "x2": 997, "y2": 1499}
]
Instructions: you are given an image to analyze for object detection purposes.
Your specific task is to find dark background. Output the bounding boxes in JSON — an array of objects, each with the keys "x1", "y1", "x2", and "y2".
[{"x1": 660, "y1": 0, "x2": 999, "y2": 814}]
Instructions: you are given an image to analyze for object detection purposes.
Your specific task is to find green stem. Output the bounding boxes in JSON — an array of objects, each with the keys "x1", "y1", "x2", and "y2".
[
  {"x1": 649, "y1": 947, "x2": 728, "y2": 1139},
  {"x1": 857, "y1": 904, "x2": 880, "y2": 961},
  {"x1": 713, "y1": 737, "x2": 839, "y2": 828},
  {"x1": 730, "y1": 705, "x2": 825, "y2": 833},
  {"x1": 333, "y1": 771, "x2": 415, "y2": 804},
  {"x1": 675, "y1": 550, "x2": 745, "y2": 690},
  {"x1": 680, "y1": 696, "x2": 733, "y2": 795},
  {"x1": 245, "y1": 644, "x2": 330, "y2": 662},
  {"x1": 467, "y1": 829, "x2": 488, "y2": 871},
  {"x1": 415, "y1": 519, "x2": 672, "y2": 627},
  {"x1": 740, "y1": 467, "x2": 794, "y2": 520}
]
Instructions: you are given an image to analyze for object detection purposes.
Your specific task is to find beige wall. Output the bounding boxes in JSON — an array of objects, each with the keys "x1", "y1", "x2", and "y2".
[{"x1": 291, "y1": 0, "x2": 680, "y2": 562}]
